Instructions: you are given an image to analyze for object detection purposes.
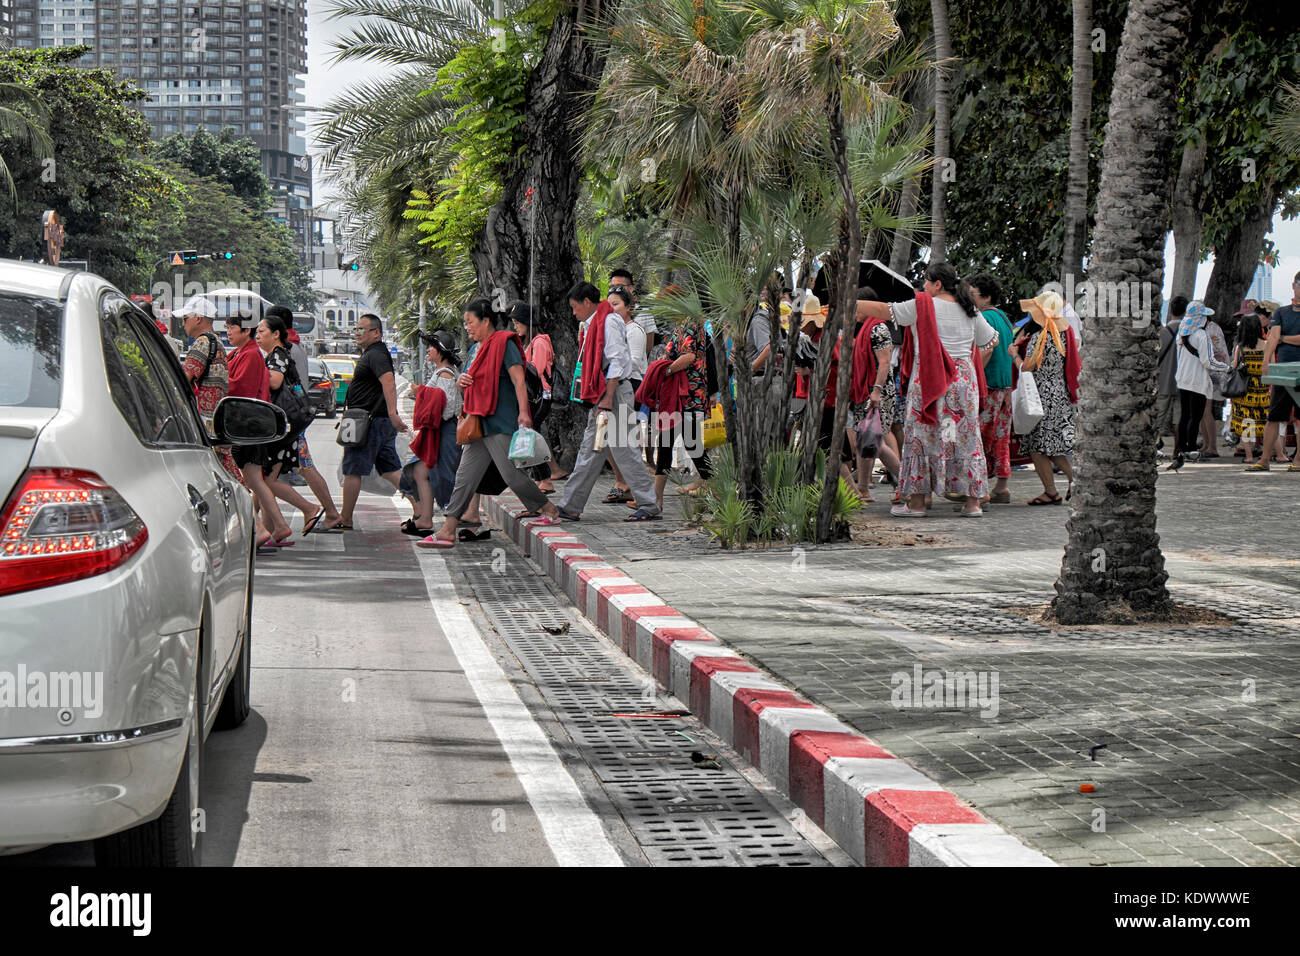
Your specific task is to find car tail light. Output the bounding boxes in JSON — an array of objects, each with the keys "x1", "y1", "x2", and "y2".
[
  {"x1": 0, "y1": 469, "x2": 148, "y2": 597},
  {"x1": 312, "y1": 380, "x2": 330, "y2": 389}
]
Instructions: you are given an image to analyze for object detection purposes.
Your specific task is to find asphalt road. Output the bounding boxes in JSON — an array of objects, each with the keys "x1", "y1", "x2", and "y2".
[{"x1": 2, "y1": 417, "x2": 836, "y2": 868}]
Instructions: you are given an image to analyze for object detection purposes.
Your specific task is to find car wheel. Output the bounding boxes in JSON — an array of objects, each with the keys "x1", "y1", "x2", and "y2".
[
  {"x1": 214, "y1": 551, "x2": 253, "y2": 730},
  {"x1": 325, "y1": 402, "x2": 336, "y2": 419},
  {"x1": 94, "y1": 642, "x2": 203, "y2": 867}
]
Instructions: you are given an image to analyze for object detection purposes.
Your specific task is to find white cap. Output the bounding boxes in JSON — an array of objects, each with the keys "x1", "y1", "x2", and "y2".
[{"x1": 180, "y1": 295, "x2": 217, "y2": 319}]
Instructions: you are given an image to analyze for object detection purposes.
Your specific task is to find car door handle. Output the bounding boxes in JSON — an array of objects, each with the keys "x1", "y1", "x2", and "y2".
[
  {"x1": 188, "y1": 484, "x2": 210, "y2": 530},
  {"x1": 213, "y1": 473, "x2": 233, "y2": 513}
]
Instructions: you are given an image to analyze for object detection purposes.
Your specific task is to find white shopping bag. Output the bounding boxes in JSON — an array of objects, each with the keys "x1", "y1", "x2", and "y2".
[{"x1": 1012, "y1": 371, "x2": 1045, "y2": 436}]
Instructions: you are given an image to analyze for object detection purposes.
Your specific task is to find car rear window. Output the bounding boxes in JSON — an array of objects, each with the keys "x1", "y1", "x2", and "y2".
[
  {"x1": 324, "y1": 360, "x2": 353, "y2": 375},
  {"x1": 0, "y1": 293, "x2": 63, "y2": 408}
]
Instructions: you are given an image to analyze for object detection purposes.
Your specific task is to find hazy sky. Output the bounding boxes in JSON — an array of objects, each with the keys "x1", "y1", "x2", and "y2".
[{"x1": 300, "y1": 3, "x2": 1299, "y2": 301}]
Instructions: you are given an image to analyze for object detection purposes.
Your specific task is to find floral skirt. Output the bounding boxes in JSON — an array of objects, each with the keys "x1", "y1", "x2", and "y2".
[
  {"x1": 899, "y1": 359, "x2": 987, "y2": 499},
  {"x1": 979, "y1": 387, "x2": 1013, "y2": 480}
]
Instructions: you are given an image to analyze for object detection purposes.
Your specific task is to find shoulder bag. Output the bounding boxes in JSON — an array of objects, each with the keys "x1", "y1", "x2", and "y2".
[
  {"x1": 273, "y1": 355, "x2": 315, "y2": 434},
  {"x1": 456, "y1": 413, "x2": 483, "y2": 445}
]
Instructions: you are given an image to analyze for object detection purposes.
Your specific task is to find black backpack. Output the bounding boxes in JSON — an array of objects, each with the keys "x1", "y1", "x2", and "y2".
[
  {"x1": 703, "y1": 333, "x2": 720, "y2": 398},
  {"x1": 523, "y1": 362, "x2": 546, "y2": 420}
]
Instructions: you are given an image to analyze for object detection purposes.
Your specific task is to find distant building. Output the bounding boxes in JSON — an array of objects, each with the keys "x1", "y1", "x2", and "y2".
[
  {"x1": 1246, "y1": 262, "x2": 1273, "y2": 302},
  {"x1": 11, "y1": 0, "x2": 312, "y2": 261}
]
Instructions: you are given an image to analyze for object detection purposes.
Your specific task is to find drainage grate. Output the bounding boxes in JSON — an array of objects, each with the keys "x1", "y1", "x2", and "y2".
[{"x1": 456, "y1": 553, "x2": 832, "y2": 867}]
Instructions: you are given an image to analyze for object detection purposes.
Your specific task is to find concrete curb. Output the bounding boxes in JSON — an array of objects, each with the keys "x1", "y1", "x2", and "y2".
[{"x1": 484, "y1": 494, "x2": 1056, "y2": 868}]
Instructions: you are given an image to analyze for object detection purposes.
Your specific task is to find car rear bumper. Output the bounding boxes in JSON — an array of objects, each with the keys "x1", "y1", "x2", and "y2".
[
  {"x1": 0, "y1": 561, "x2": 199, "y2": 848},
  {"x1": 0, "y1": 721, "x2": 186, "y2": 846}
]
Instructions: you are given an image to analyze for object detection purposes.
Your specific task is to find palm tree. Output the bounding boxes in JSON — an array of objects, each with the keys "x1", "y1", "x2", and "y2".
[
  {"x1": 1054, "y1": 0, "x2": 1194, "y2": 624},
  {"x1": 0, "y1": 81, "x2": 53, "y2": 205},
  {"x1": 928, "y1": 0, "x2": 953, "y2": 262},
  {"x1": 1271, "y1": 80, "x2": 1300, "y2": 153},
  {"x1": 1060, "y1": 0, "x2": 1093, "y2": 290}
]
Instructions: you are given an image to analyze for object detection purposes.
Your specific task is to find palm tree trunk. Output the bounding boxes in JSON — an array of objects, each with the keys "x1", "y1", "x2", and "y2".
[
  {"x1": 929, "y1": 0, "x2": 953, "y2": 263},
  {"x1": 469, "y1": 4, "x2": 619, "y2": 470},
  {"x1": 1061, "y1": 0, "x2": 1094, "y2": 290},
  {"x1": 1053, "y1": 0, "x2": 1193, "y2": 624},
  {"x1": 1169, "y1": 134, "x2": 1208, "y2": 297},
  {"x1": 890, "y1": 178, "x2": 919, "y2": 274},
  {"x1": 815, "y1": 90, "x2": 864, "y2": 543}
]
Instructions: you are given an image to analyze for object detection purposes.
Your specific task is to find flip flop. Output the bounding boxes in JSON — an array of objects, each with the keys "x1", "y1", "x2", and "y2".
[
  {"x1": 625, "y1": 508, "x2": 662, "y2": 522},
  {"x1": 531, "y1": 515, "x2": 563, "y2": 526},
  {"x1": 256, "y1": 544, "x2": 279, "y2": 555},
  {"x1": 556, "y1": 509, "x2": 582, "y2": 522},
  {"x1": 458, "y1": 527, "x2": 491, "y2": 542},
  {"x1": 302, "y1": 508, "x2": 326, "y2": 535},
  {"x1": 602, "y1": 489, "x2": 633, "y2": 503},
  {"x1": 266, "y1": 537, "x2": 296, "y2": 548},
  {"x1": 417, "y1": 536, "x2": 455, "y2": 549}
]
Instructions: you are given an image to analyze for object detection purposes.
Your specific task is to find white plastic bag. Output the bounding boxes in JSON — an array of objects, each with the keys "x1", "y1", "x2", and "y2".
[
  {"x1": 1012, "y1": 371, "x2": 1045, "y2": 436},
  {"x1": 508, "y1": 427, "x2": 550, "y2": 468}
]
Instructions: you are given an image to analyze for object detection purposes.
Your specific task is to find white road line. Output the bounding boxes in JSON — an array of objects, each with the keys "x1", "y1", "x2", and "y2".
[{"x1": 400, "y1": 506, "x2": 623, "y2": 867}]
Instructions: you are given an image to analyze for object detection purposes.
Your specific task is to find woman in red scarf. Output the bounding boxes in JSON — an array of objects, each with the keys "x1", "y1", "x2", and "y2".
[
  {"x1": 418, "y1": 300, "x2": 561, "y2": 548},
  {"x1": 857, "y1": 263, "x2": 999, "y2": 517}
]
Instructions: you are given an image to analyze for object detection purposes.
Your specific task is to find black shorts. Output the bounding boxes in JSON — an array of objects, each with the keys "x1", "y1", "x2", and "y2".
[{"x1": 1267, "y1": 385, "x2": 1299, "y2": 423}]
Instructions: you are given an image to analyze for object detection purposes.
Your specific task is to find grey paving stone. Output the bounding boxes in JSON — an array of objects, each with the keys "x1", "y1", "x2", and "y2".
[{"x1": 533, "y1": 466, "x2": 1300, "y2": 866}]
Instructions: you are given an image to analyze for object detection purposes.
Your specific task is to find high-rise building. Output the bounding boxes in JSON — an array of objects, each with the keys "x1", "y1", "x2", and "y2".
[
  {"x1": 11, "y1": 0, "x2": 312, "y2": 260},
  {"x1": 1246, "y1": 262, "x2": 1273, "y2": 302}
]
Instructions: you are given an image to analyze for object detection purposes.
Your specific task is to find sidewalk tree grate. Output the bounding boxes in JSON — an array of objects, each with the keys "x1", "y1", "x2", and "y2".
[{"x1": 456, "y1": 554, "x2": 832, "y2": 866}]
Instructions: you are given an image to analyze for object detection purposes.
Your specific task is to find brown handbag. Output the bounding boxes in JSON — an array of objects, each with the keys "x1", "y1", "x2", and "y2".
[{"x1": 456, "y1": 413, "x2": 483, "y2": 445}]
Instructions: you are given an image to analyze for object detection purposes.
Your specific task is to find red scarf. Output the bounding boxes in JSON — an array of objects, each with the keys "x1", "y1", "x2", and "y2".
[
  {"x1": 971, "y1": 342, "x2": 988, "y2": 403},
  {"x1": 463, "y1": 329, "x2": 523, "y2": 417},
  {"x1": 1065, "y1": 327, "x2": 1082, "y2": 403},
  {"x1": 850, "y1": 318, "x2": 885, "y2": 404},
  {"x1": 897, "y1": 293, "x2": 956, "y2": 425},
  {"x1": 578, "y1": 302, "x2": 614, "y2": 403},
  {"x1": 409, "y1": 385, "x2": 448, "y2": 467}
]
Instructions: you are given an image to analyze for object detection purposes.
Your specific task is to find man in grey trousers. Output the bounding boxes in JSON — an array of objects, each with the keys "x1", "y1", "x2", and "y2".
[{"x1": 556, "y1": 281, "x2": 660, "y2": 521}]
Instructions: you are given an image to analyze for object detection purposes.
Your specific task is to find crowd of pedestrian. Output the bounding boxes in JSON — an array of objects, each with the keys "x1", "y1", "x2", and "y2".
[{"x1": 170, "y1": 263, "x2": 1300, "y2": 553}]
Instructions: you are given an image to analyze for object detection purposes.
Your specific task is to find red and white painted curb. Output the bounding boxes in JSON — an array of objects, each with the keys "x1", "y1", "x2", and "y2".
[{"x1": 484, "y1": 495, "x2": 1055, "y2": 868}]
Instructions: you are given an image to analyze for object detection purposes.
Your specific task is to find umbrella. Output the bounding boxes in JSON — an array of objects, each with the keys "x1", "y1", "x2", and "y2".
[{"x1": 810, "y1": 259, "x2": 916, "y2": 305}]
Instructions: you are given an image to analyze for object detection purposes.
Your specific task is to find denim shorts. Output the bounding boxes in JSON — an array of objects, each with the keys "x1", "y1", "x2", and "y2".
[{"x1": 341, "y1": 414, "x2": 401, "y2": 476}]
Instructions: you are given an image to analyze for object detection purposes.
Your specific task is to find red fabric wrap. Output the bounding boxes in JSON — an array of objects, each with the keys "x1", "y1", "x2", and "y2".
[
  {"x1": 410, "y1": 385, "x2": 447, "y2": 467},
  {"x1": 1065, "y1": 327, "x2": 1082, "y2": 404},
  {"x1": 898, "y1": 293, "x2": 956, "y2": 426},
  {"x1": 972, "y1": 343, "x2": 988, "y2": 403},
  {"x1": 578, "y1": 302, "x2": 614, "y2": 403},
  {"x1": 635, "y1": 358, "x2": 688, "y2": 425},
  {"x1": 850, "y1": 318, "x2": 885, "y2": 404},
  {"x1": 463, "y1": 329, "x2": 523, "y2": 418}
]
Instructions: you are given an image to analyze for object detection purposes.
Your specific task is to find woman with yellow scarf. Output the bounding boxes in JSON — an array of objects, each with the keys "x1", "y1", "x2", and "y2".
[{"x1": 1013, "y1": 291, "x2": 1082, "y2": 504}]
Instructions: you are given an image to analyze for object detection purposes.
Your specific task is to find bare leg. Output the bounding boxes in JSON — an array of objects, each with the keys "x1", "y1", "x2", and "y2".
[
  {"x1": 411, "y1": 461, "x2": 434, "y2": 528},
  {"x1": 243, "y1": 465, "x2": 291, "y2": 539},
  {"x1": 654, "y1": 473, "x2": 668, "y2": 512},
  {"x1": 266, "y1": 464, "x2": 318, "y2": 522},
  {"x1": 1030, "y1": 453, "x2": 1058, "y2": 497},
  {"x1": 340, "y1": 474, "x2": 361, "y2": 525},
  {"x1": 299, "y1": 465, "x2": 342, "y2": 527}
]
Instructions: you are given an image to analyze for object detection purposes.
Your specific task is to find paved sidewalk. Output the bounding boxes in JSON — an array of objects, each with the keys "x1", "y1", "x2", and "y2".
[{"x1": 518, "y1": 460, "x2": 1300, "y2": 866}]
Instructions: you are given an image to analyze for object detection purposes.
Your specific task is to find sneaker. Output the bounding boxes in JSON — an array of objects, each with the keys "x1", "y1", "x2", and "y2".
[{"x1": 890, "y1": 504, "x2": 926, "y2": 517}]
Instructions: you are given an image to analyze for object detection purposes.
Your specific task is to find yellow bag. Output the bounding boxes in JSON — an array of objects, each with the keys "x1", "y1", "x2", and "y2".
[{"x1": 702, "y1": 403, "x2": 727, "y2": 450}]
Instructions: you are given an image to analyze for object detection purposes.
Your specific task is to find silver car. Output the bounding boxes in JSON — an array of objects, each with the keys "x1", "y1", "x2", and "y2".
[{"x1": 0, "y1": 261, "x2": 285, "y2": 865}]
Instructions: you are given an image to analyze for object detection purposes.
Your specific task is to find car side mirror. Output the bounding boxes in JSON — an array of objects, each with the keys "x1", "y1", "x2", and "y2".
[{"x1": 212, "y1": 397, "x2": 289, "y2": 445}]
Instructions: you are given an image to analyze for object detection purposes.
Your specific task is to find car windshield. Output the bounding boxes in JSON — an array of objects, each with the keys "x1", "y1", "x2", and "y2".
[
  {"x1": 0, "y1": 293, "x2": 64, "y2": 408},
  {"x1": 308, "y1": 359, "x2": 327, "y2": 377}
]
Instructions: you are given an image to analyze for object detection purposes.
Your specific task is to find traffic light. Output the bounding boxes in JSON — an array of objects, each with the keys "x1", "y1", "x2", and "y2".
[
  {"x1": 336, "y1": 252, "x2": 361, "y2": 272},
  {"x1": 216, "y1": 251, "x2": 234, "y2": 260}
]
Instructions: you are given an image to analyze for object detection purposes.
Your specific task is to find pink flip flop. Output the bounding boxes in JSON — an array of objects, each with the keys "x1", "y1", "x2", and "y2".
[
  {"x1": 530, "y1": 515, "x2": 563, "y2": 526},
  {"x1": 266, "y1": 537, "x2": 296, "y2": 547},
  {"x1": 417, "y1": 536, "x2": 456, "y2": 549}
]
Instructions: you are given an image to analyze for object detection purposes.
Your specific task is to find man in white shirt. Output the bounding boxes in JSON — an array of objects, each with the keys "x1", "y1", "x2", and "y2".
[{"x1": 556, "y1": 281, "x2": 660, "y2": 520}]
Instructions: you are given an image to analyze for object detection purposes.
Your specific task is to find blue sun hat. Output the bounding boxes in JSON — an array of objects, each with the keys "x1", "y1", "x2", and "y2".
[{"x1": 1178, "y1": 300, "x2": 1213, "y2": 338}]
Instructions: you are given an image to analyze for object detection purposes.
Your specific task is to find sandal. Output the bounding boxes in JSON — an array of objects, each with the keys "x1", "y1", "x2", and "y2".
[
  {"x1": 602, "y1": 488, "x2": 633, "y2": 504},
  {"x1": 625, "y1": 508, "x2": 662, "y2": 522},
  {"x1": 1027, "y1": 493, "x2": 1062, "y2": 506},
  {"x1": 989, "y1": 491, "x2": 1011, "y2": 504},
  {"x1": 400, "y1": 518, "x2": 433, "y2": 536},
  {"x1": 457, "y1": 527, "x2": 491, "y2": 542},
  {"x1": 303, "y1": 508, "x2": 326, "y2": 535},
  {"x1": 556, "y1": 509, "x2": 582, "y2": 522},
  {"x1": 417, "y1": 535, "x2": 455, "y2": 549},
  {"x1": 1244, "y1": 462, "x2": 1269, "y2": 472}
]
